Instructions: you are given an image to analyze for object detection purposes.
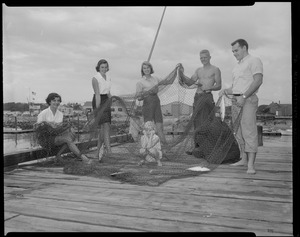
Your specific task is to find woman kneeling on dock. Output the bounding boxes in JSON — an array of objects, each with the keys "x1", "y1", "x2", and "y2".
[{"x1": 35, "y1": 92, "x2": 91, "y2": 164}]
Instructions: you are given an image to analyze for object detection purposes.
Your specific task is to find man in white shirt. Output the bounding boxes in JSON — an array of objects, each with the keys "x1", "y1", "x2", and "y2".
[{"x1": 219, "y1": 39, "x2": 263, "y2": 174}]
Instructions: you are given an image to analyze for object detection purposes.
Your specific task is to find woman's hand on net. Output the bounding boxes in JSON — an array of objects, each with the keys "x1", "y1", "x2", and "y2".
[
  {"x1": 33, "y1": 122, "x2": 39, "y2": 129},
  {"x1": 176, "y1": 63, "x2": 184, "y2": 72},
  {"x1": 48, "y1": 121, "x2": 59, "y2": 128},
  {"x1": 142, "y1": 91, "x2": 150, "y2": 98}
]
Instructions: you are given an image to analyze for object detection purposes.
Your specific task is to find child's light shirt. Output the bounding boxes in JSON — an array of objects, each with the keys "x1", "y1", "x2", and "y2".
[{"x1": 141, "y1": 133, "x2": 161, "y2": 151}]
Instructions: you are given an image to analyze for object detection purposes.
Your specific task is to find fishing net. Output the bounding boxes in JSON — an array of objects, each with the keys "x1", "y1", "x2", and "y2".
[
  {"x1": 34, "y1": 121, "x2": 77, "y2": 159},
  {"x1": 34, "y1": 65, "x2": 243, "y2": 186}
]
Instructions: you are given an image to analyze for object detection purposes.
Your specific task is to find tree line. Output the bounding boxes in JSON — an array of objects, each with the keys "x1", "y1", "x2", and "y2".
[
  {"x1": 4, "y1": 102, "x2": 271, "y2": 114},
  {"x1": 3, "y1": 102, "x2": 83, "y2": 112},
  {"x1": 4, "y1": 102, "x2": 30, "y2": 112}
]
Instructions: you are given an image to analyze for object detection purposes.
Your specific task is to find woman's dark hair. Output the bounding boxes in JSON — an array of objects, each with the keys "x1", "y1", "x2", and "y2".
[
  {"x1": 95, "y1": 59, "x2": 109, "y2": 72},
  {"x1": 231, "y1": 39, "x2": 249, "y2": 51},
  {"x1": 46, "y1": 93, "x2": 62, "y2": 105},
  {"x1": 141, "y1": 61, "x2": 154, "y2": 77}
]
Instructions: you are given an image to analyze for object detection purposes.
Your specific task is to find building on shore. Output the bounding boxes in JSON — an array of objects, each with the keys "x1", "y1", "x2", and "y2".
[
  {"x1": 29, "y1": 103, "x2": 41, "y2": 116},
  {"x1": 161, "y1": 102, "x2": 193, "y2": 117},
  {"x1": 267, "y1": 102, "x2": 292, "y2": 116},
  {"x1": 82, "y1": 101, "x2": 93, "y2": 114},
  {"x1": 58, "y1": 104, "x2": 74, "y2": 117}
]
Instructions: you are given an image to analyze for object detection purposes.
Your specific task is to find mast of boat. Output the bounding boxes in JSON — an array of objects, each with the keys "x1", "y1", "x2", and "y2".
[
  {"x1": 147, "y1": 6, "x2": 167, "y2": 62},
  {"x1": 127, "y1": 7, "x2": 167, "y2": 125}
]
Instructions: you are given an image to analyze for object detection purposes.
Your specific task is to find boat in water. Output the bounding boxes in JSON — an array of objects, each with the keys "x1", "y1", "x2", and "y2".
[
  {"x1": 3, "y1": 127, "x2": 22, "y2": 132},
  {"x1": 278, "y1": 129, "x2": 292, "y2": 136}
]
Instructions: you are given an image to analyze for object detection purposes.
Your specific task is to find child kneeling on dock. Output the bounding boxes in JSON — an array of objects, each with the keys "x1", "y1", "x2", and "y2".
[{"x1": 139, "y1": 121, "x2": 162, "y2": 166}]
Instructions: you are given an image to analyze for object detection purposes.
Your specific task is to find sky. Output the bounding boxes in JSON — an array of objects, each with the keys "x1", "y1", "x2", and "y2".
[{"x1": 3, "y1": 3, "x2": 292, "y2": 106}]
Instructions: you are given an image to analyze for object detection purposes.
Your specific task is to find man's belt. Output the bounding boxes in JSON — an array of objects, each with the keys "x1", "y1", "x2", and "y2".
[
  {"x1": 232, "y1": 93, "x2": 243, "y2": 96},
  {"x1": 196, "y1": 90, "x2": 212, "y2": 95}
]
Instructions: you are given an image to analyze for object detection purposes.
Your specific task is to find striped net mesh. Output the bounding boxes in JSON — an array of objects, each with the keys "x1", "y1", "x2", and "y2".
[{"x1": 34, "y1": 65, "x2": 242, "y2": 186}]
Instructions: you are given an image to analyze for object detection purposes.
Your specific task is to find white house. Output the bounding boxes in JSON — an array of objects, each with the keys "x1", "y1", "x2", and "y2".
[
  {"x1": 161, "y1": 102, "x2": 193, "y2": 117},
  {"x1": 29, "y1": 103, "x2": 41, "y2": 115},
  {"x1": 59, "y1": 105, "x2": 74, "y2": 116},
  {"x1": 22, "y1": 111, "x2": 31, "y2": 116},
  {"x1": 82, "y1": 101, "x2": 93, "y2": 114},
  {"x1": 83, "y1": 100, "x2": 131, "y2": 116}
]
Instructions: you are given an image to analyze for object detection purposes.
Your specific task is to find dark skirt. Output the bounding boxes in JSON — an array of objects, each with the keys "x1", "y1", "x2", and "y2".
[
  {"x1": 142, "y1": 94, "x2": 163, "y2": 123},
  {"x1": 92, "y1": 94, "x2": 112, "y2": 126}
]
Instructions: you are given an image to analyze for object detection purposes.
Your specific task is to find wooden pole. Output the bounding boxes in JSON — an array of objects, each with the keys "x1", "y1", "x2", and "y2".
[
  {"x1": 147, "y1": 7, "x2": 167, "y2": 62},
  {"x1": 15, "y1": 116, "x2": 18, "y2": 130},
  {"x1": 77, "y1": 114, "x2": 80, "y2": 141}
]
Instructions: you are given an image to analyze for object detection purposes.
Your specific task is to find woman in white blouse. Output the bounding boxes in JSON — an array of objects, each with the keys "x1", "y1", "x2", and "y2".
[
  {"x1": 92, "y1": 59, "x2": 112, "y2": 161},
  {"x1": 36, "y1": 93, "x2": 91, "y2": 163}
]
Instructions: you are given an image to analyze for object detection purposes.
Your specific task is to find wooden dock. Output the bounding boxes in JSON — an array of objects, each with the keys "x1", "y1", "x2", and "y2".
[{"x1": 4, "y1": 139, "x2": 293, "y2": 235}]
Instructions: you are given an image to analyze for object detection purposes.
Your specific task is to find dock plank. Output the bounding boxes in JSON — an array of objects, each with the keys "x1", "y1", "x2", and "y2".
[
  {"x1": 4, "y1": 173, "x2": 292, "y2": 203},
  {"x1": 5, "y1": 215, "x2": 140, "y2": 233},
  {"x1": 4, "y1": 142, "x2": 293, "y2": 235},
  {"x1": 6, "y1": 185, "x2": 291, "y2": 223},
  {"x1": 4, "y1": 197, "x2": 292, "y2": 235}
]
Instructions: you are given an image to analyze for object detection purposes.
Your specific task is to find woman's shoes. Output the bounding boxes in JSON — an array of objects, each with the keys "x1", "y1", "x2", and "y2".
[
  {"x1": 98, "y1": 145, "x2": 112, "y2": 162},
  {"x1": 98, "y1": 145, "x2": 106, "y2": 162}
]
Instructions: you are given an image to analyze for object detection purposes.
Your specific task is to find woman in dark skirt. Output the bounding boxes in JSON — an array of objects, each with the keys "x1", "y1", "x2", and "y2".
[
  {"x1": 91, "y1": 59, "x2": 112, "y2": 161},
  {"x1": 135, "y1": 61, "x2": 167, "y2": 145},
  {"x1": 92, "y1": 94, "x2": 111, "y2": 125}
]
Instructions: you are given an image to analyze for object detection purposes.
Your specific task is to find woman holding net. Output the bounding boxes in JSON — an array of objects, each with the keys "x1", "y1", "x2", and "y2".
[
  {"x1": 35, "y1": 92, "x2": 91, "y2": 164},
  {"x1": 135, "y1": 61, "x2": 169, "y2": 146}
]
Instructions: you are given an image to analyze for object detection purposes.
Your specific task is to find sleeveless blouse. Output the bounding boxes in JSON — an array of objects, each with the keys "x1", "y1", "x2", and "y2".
[{"x1": 94, "y1": 72, "x2": 111, "y2": 94}]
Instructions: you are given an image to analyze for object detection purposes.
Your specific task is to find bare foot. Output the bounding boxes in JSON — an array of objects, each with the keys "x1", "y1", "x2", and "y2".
[
  {"x1": 247, "y1": 167, "x2": 256, "y2": 174},
  {"x1": 230, "y1": 160, "x2": 247, "y2": 166},
  {"x1": 98, "y1": 146, "x2": 105, "y2": 162}
]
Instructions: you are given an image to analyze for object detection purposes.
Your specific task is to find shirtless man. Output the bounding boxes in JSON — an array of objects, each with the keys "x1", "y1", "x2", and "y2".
[{"x1": 178, "y1": 49, "x2": 222, "y2": 154}]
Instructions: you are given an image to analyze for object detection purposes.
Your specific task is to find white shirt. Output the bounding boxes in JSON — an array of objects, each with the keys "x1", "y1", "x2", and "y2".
[
  {"x1": 140, "y1": 132, "x2": 162, "y2": 161},
  {"x1": 232, "y1": 54, "x2": 263, "y2": 94},
  {"x1": 140, "y1": 133, "x2": 161, "y2": 151},
  {"x1": 94, "y1": 72, "x2": 111, "y2": 95},
  {"x1": 37, "y1": 107, "x2": 63, "y2": 124}
]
